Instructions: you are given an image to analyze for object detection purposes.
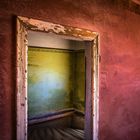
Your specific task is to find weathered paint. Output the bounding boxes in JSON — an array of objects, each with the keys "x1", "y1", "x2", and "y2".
[
  {"x1": 85, "y1": 41, "x2": 94, "y2": 140},
  {"x1": 16, "y1": 18, "x2": 28, "y2": 140},
  {"x1": 0, "y1": 1, "x2": 140, "y2": 140},
  {"x1": 16, "y1": 17, "x2": 97, "y2": 140},
  {"x1": 18, "y1": 16, "x2": 97, "y2": 41}
]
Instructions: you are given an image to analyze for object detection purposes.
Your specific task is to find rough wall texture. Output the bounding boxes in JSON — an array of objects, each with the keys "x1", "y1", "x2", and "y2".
[{"x1": 0, "y1": 0, "x2": 140, "y2": 140}]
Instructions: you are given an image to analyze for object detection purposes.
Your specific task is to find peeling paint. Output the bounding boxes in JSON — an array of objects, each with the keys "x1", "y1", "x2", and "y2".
[
  {"x1": 16, "y1": 16, "x2": 98, "y2": 140},
  {"x1": 18, "y1": 16, "x2": 98, "y2": 41}
]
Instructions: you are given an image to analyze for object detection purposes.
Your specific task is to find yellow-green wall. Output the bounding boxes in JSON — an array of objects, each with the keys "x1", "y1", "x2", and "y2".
[
  {"x1": 28, "y1": 47, "x2": 85, "y2": 118},
  {"x1": 74, "y1": 51, "x2": 85, "y2": 112}
]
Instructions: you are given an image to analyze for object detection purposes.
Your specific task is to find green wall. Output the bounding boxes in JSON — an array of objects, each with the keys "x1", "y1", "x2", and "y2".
[
  {"x1": 28, "y1": 47, "x2": 85, "y2": 118},
  {"x1": 74, "y1": 51, "x2": 85, "y2": 112}
]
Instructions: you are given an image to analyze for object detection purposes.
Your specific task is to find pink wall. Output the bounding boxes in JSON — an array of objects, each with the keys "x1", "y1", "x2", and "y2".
[
  {"x1": 99, "y1": 10, "x2": 140, "y2": 140},
  {"x1": 0, "y1": 0, "x2": 140, "y2": 140}
]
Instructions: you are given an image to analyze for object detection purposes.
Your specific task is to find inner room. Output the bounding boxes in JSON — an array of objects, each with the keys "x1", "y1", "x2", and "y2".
[{"x1": 27, "y1": 31, "x2": 86, "y2": 140}]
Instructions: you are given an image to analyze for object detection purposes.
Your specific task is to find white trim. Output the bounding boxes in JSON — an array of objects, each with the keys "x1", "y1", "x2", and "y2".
[{"x1": 16, "y1": 16, "x2": 99, "y2": 140}]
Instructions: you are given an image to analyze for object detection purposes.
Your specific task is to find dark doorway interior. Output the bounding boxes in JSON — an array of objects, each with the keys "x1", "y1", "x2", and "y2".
[{"x1": 27, "y1": 31, "x2": 86, "y2": 140}]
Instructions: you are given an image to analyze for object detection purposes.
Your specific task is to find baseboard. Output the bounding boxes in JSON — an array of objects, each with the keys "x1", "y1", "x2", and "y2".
[{"x1": 28, "y1": 108, "x2": 84, "y2": 125}]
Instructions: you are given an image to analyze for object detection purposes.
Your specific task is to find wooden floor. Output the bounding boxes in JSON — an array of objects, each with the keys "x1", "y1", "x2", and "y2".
[{"x1": 28, "y1": 127, "x2": 84, "y2": 140}]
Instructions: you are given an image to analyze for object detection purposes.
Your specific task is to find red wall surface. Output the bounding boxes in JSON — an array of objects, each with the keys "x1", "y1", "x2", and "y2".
[{"x1": 0, "y1": 0, "x2": 140, "y2": 140}]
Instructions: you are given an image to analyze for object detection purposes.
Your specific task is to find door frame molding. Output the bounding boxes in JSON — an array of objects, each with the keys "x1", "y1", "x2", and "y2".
[{"x1": 16, "y1": 16, "x2": 99, "y2": 140}]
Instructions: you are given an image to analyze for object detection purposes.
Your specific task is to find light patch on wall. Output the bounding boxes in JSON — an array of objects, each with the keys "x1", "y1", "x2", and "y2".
[{"x1": 28, "y1": 47, "x2": 74, "y2": 117}]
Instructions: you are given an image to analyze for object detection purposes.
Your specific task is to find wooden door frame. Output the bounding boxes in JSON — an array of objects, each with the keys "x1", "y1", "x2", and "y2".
[{"x1": 16, "y1": 16, "x2": 99, "y2": 140}]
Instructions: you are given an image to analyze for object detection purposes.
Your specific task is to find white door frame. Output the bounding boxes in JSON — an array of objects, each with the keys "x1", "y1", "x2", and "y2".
[{"x1": 16, "y1": 16, "x2": 99, "y2": 140}]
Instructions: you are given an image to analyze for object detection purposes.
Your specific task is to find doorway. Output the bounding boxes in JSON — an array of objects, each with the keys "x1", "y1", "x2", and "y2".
[
  {"x1": 16, "y1": 16, "x2": 99, "y2": 140},
  {"x1": 28, "y1": 32, "x2": 86, "y2": 139}
]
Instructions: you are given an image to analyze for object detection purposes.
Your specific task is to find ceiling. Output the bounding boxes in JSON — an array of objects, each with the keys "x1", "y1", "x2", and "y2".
[
  {"x1": 132, "y1": 0, "x2": 140, "y2": 5},
  {"x1": 124, "y1": 0, "x2": 140, "y2": 14}
]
